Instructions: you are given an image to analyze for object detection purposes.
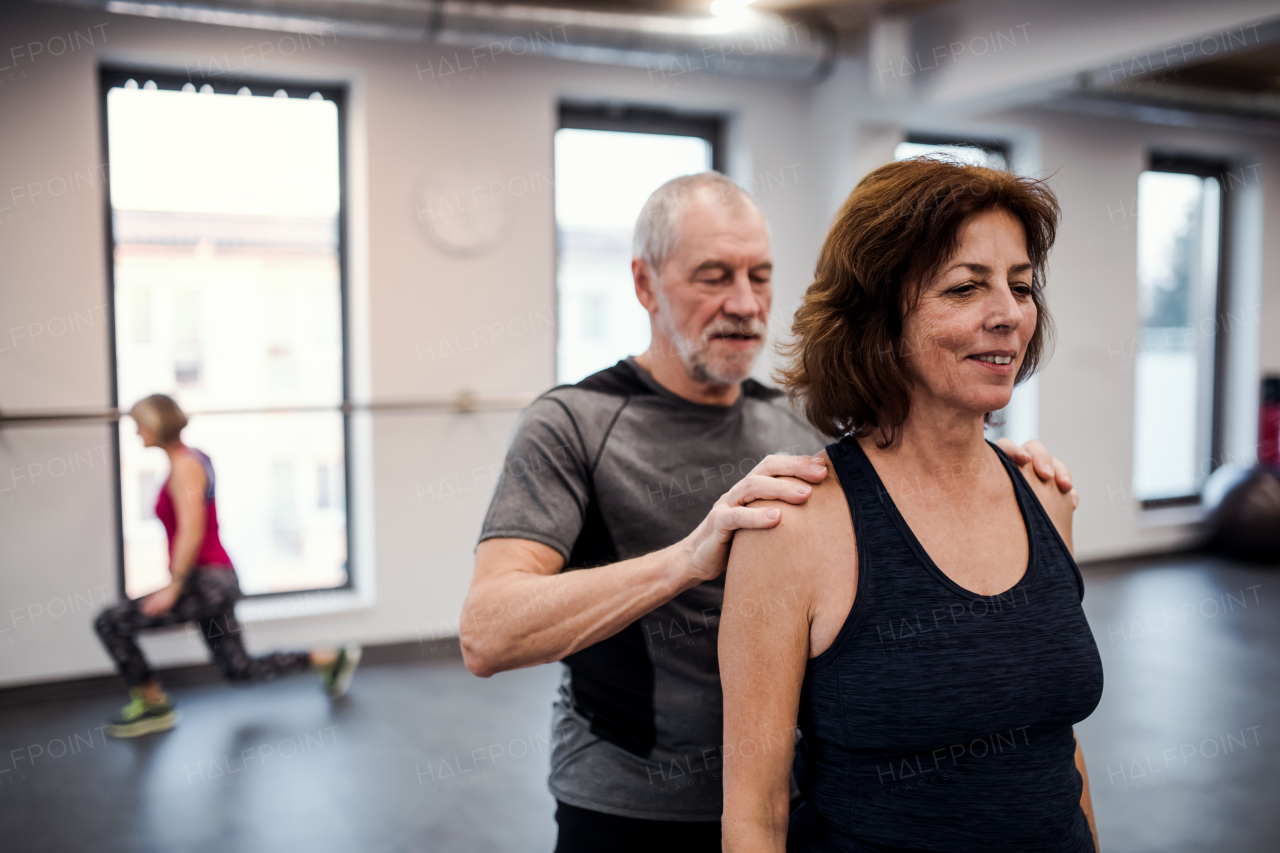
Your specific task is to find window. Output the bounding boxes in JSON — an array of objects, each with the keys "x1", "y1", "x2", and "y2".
[
  {"x1": 555, "y1": 105, "x2": 722, "y2": 385},
  {"x1": 317, "y1": 463, "x2": 332, "y2": 509},
  {"x1": 103, "y1": 69, "x2": 350, "y2": 599},
  {"x1": 1132, "y1": 156, "x2": 1227, "y2": 505},
  {"x1": 894, "y1": 133, "x2": 1010, "y2": 170}
]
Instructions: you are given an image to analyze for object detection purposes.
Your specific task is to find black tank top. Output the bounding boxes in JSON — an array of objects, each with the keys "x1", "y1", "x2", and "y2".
[{"x1": 789, "y1": 438, "x2": 1104, "y2": 852}]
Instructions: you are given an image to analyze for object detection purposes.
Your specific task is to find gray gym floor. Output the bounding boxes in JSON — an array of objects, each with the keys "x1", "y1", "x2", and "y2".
[{"x1": 0, "y1": 553, "x2": 1276, "y2": 852}]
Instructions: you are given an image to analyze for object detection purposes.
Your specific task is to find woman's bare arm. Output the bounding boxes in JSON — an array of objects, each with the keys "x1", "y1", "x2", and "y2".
[
  {"x1": 167, "y1": 453, "x2": 208, "y2": 586},
  {"x1": 1075, "y1": 732, "x2": 1098, "y2": 851},
  {"x1": 141, "y1": 454, "x2": 208, "y2": 615},
  {"x1": 1024, "y1": 464, "x2": 1094, "y2": 848},
  {"x1": 721, "y1": 500, "x2": 817, "y2": 852}
]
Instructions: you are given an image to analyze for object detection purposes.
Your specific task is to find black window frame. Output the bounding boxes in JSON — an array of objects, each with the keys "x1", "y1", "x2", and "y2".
[
  {"x1": 1137, "y1": 153, "x2": 1233, "y2": 510},
  {"x1": 553, "y1": 102, "x2": 726, "y2": 385},
  {"x1": 559, "y1": 103, "x2": 726, "y2": 173},
  {"x1": 902, "y1": 132, "x2": 1012, "y2": 170},
  {"x1": 898, "y1": 133, "x2": 1015, "y2": 438},
  {"x1": 97, "y1": 65, "x2": 355, "y2": 601}
]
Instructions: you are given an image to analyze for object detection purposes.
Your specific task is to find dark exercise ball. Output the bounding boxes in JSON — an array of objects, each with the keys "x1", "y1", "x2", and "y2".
[{"x1": 1205, "y1": 465, "x2": 1280, "y2": 564}]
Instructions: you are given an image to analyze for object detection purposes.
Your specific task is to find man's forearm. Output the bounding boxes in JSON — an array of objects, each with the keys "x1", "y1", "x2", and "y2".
[
  {"x1": 462, "y1": 452, "x2": 831, "y2": 677},
  {"x1": 461, "y1": 542, "x2": 695, "y2": 677}
]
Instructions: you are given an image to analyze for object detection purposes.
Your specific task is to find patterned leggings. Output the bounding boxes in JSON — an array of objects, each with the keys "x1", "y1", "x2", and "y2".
[{"x1": 94, "y1": 568, "x2": 312, "y2": 687}]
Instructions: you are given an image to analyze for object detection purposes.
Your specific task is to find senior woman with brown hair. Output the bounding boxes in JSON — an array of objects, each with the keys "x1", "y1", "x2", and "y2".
[{"x1": 720, "y1": 158, "x2": 1103, "y2": 853}]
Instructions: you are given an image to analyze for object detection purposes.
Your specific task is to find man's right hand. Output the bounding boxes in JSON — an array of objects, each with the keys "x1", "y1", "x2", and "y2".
[
  {"x1": 674, "y1": 454, "x2": 829, "y2": 587},
  {"x1": 462, "y1": 454, "x2": 829, "y2": 676}
]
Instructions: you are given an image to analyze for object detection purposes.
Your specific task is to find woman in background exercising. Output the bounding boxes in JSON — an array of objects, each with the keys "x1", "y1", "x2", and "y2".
[{"x1": 94, "y1": 393, "x2": 360, "y2": 738}]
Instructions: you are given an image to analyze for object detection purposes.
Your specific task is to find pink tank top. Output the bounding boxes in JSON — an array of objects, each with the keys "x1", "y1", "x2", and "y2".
[{"x1": 155, "y1": 448, "x2": 233, "y2": 570}]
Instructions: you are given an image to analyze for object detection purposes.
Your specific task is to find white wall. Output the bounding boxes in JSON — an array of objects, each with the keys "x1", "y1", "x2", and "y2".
[
  {"x1": 988, "y1": 109, "x2": 1278, "y2": 558},
  {"x1": 1, "y1": 0, "x2": 1277, "y2": 687},
  {"x1": 0, "y1": 1, "x2": 824, "y2": 686}
]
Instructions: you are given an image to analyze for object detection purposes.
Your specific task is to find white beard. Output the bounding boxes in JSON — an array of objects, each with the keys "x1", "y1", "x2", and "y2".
[{"x1": 654, "y1": 285, "x2": 764, "y2": 387}]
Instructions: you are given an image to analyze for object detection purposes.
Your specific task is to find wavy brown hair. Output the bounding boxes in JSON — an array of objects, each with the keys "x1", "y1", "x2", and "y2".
[{"x1": 778, "y1": 157, "x2": 1060, "y2": 446}]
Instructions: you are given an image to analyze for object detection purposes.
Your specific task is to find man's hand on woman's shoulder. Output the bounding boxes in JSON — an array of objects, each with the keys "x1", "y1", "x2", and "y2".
[
  {"x1": 675, "y1": 453, "x2": 828, "y2": 587},
  {"x1": 996, "y1": 437, "x2": 1079, "y2": 509},
  {"x1": 1012, "y1": 456, "x2": 1076, "y2": 555}
]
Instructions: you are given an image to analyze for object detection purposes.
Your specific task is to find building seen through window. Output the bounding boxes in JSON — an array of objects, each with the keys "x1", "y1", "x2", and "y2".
[
  {"x1": 555, "y1": 114, "x2": 717, "y2": 385},
  {"x1": 1132, "y1": 166, "x2": 1224, "y2": 503},
  {"x1": 105, "y1": 72, "x2": 349, "y2": 598}
]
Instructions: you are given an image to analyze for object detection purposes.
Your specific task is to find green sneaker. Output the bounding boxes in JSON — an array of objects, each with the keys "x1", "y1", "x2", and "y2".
[
  {"x1": 320, "y1": 644, "x2": 362, "y2": 698},
  {"x1": 107, "y1": 688, "x2": 178, "y2": 738}
]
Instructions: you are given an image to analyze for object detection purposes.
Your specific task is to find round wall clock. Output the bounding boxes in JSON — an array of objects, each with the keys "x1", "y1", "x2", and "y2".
[{"x1": 414, "y1": 160, "x2": 512, "y2": 257}]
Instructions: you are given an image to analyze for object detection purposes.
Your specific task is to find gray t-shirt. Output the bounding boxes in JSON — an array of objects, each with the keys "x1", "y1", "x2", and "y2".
[{"x1": 478, "y1": 358, "x2": 827, "y2": 821}]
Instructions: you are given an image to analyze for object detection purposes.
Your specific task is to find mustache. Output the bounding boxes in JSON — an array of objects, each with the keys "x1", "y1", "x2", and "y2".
[{"x1": 701, "y1": 318, "x2": 766, "y2": 341}]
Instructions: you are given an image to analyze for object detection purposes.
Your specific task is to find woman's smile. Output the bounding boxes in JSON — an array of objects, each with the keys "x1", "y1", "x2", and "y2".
[{"x1": 966, "y1": 350, "x2": 1018, "y2": 375}]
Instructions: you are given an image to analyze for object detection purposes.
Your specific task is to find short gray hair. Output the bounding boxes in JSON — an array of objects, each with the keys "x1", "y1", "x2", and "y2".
[{"x1": 632, "y1": 172, "x2": 758, "y2": 276}]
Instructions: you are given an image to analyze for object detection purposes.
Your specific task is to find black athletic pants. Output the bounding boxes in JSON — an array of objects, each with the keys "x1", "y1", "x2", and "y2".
[
  {"x1": 553, "y1": 801, "x2": 720, "y2": 853},
  {"x1": 94, "y1": 567, "x2": 311, "y2": 687}
]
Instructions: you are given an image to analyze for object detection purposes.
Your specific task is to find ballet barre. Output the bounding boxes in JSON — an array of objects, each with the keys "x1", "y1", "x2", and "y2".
[{"x1": 0, "y1": 393, "x2": 540, "y2": 428}]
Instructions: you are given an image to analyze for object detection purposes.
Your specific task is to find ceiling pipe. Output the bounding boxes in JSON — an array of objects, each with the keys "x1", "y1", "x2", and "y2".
[{"x1": 44, "y1": 0, "x2": 836, "y2": 80}]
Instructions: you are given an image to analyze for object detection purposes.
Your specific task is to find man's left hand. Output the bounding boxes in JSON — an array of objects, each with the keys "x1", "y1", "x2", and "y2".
[{"x1": 996, "y1": 438, "x2": 1079, "y2": 509}]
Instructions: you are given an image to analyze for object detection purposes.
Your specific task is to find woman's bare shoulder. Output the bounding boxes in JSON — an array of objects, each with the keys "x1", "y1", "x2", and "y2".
[
  {"x1": 727, "y1": 451, "x2": 858, "y2": 654},
  {"x1": 169, "y1": 453, "x2": 208, "y2": 493},
  {"x1": 732, "y1": 451, "x2": 853, "y2": 568},
  {"x1": 1012, "y1": 458, "x2": 1075, "y2": 551}
]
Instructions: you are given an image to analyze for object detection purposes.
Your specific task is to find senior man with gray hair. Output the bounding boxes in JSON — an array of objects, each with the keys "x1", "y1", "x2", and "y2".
[{"x1": 460, "y1": 172, "x2": 1073, "y2": 852}]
